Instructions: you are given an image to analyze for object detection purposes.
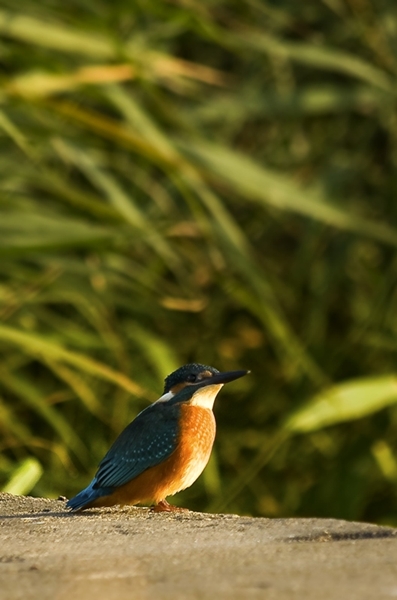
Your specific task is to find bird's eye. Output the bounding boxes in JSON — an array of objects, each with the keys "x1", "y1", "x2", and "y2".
[{"x1": 186, "y1": 373, "x2": 197, "y2": 383}]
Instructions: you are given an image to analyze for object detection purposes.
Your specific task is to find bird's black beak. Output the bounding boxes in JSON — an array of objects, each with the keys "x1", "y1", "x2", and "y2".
[{"x1": 198, "y1": 369, "x2": 249, "y2": 388}]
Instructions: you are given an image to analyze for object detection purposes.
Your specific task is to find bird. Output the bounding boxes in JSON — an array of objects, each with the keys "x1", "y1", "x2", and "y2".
[{"x1": 67, "y1": 363, "x2": 248, "y2": 512}]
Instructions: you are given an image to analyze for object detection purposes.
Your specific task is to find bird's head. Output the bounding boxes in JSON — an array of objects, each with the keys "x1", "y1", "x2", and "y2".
[{"x1": 157, "y1": 363, "x2": 249, "y2": 410}]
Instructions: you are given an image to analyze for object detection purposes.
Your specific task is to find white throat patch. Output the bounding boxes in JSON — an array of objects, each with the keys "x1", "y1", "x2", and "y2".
[{"x1": 189, "y1": 384, "x2": 223, "y2": 410}]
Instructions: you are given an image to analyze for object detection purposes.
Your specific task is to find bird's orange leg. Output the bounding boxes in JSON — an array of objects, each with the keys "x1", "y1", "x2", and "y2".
[{"x1": 151, "y1": 500, "x2": 188, "y2": 513}]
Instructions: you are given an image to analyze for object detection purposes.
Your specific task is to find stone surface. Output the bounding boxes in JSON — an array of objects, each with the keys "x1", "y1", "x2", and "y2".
[{"x1": 1, "y1": 492, "x2": 397, "y2": 599}]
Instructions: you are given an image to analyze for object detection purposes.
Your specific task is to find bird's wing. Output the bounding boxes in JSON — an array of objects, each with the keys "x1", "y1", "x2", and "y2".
[{"x1": 93, "y1": 403, "x2": 180, "y2": 489}]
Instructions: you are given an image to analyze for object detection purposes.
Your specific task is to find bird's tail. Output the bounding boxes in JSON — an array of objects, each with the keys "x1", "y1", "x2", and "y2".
[{"x1": 67, "y1": 480, "x2": 111, "y2": 511}]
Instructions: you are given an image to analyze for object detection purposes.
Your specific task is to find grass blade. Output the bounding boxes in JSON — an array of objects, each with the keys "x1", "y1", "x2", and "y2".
[
  {"x1": 2, "y1": 458, "x2": 43, "y2": 495},
  {"x1": 285, "y1": 375, "x2": 397, "y2": 433},
  {"x1": 0, "y1": 324, "x2": 151, "y2": 399}
]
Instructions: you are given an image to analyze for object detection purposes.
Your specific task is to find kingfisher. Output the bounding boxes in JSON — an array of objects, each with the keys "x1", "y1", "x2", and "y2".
[{"x1": 67, "y1": 363, "x2": 248, "y2": 512}]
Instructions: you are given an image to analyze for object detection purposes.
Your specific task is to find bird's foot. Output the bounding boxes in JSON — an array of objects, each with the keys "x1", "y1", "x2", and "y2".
[{"x1": 151, "y1": 500, "x2": 188, "y2": 513}]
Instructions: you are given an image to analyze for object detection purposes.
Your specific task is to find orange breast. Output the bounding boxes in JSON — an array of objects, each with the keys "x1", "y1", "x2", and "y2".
[{"x1": 89, "y1": 405, "x2": 216, "y2": 508}]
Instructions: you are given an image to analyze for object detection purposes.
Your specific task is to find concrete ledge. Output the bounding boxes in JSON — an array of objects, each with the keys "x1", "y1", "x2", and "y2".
[{"x1": 1, "y1": 493, "x2": 396, "y2": 599}]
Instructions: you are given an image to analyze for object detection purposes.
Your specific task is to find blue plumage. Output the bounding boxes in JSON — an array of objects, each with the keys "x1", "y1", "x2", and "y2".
[
  {"x1": 66, "y1": 480, "x2": 114, "y2": 511},
  {"x1": 67, "y1": 401, "x2": 180, "y2": 511}
]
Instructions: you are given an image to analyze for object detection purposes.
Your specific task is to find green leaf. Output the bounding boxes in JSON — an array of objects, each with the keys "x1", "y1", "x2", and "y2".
[
  {"x1": 180, "y1": 139, "x2": 397, "y2": 247},
  {"x1": 0, "y1": 210, "x2": 116, "y2": 255},
  {"x1": 0, "y1": 10, "x2": 113, "y2": 58},
  {"x1": 1, "y1": 369, "x2": 88, "y2": 460},
  {"x1": 0, "y1": 324, "x2": 151, "y2": 399},
  {"x1": 2, "y1": 458, "x2": 43, "y2": 495},
  {"x1": 285, "y1": 376, "x2": 397, "y2": 433},
  {"x1": 52, "y1": 139, "x2": 179, "y2": 267},
  {"x1": 237, "y1": 31, "x2": 394, "y2": 93}
]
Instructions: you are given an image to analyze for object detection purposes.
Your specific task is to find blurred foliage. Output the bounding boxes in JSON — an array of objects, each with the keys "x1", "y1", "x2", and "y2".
[{"x1": 1, "y1": 0, "x2": 397, "y2": 525}]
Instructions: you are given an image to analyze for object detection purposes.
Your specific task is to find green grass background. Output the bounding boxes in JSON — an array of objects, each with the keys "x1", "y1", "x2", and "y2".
[{"x1": 1, "y1": 0, "x2": 397, "y2": 524}]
